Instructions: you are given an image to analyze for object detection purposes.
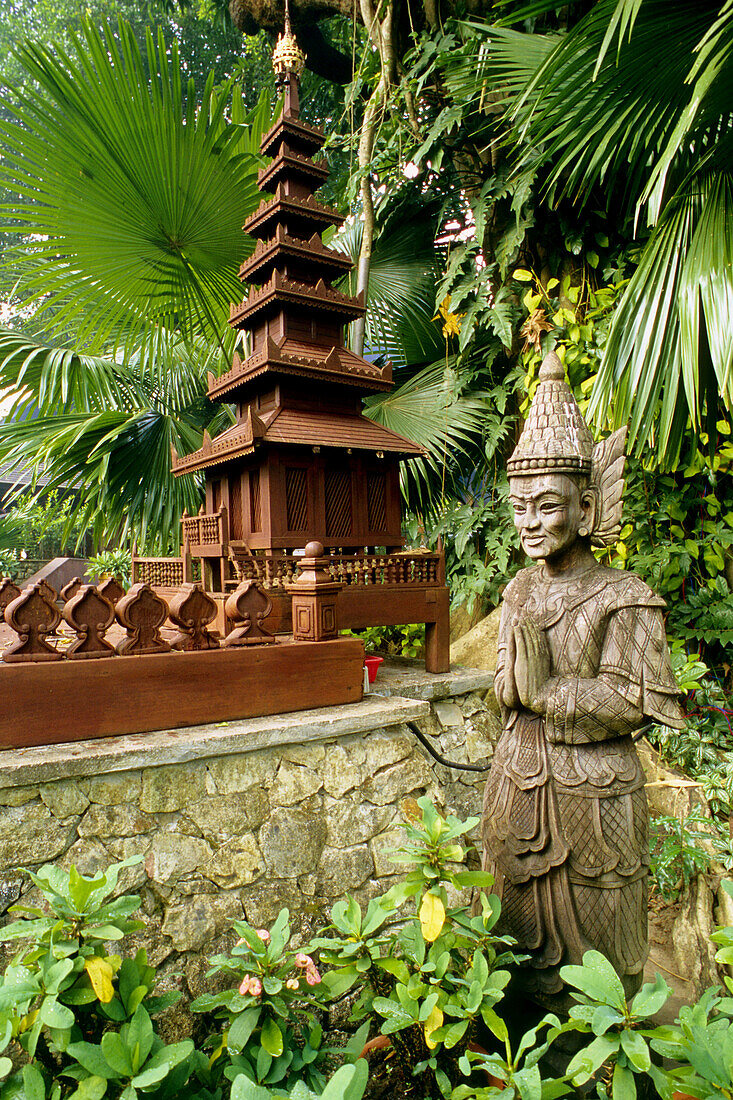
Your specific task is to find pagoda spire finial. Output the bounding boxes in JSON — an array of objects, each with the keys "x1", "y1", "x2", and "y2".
[{"x1": 272, "y1": 0, "x2": 306, "y2": 118}]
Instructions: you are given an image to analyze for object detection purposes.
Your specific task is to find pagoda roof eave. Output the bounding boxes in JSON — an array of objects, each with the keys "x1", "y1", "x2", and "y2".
[
  {"x1": 229, "y1": 276, "x2": 365, "y2": 328},
  {"x1": 208, "y1": 340, "x2": 392, "y2": 399},
  {"x1": 244, "y1": 192, "x2": 344, "y2": 238},
  {"x1": 260, "y1": 114, "x2": 325, "y2": 158},
  {"x1": 172, "y1": 410, "x2": 424, "y2": 475}
]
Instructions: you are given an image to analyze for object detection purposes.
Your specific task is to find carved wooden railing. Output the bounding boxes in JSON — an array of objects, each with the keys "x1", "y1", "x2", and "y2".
[
  {"x1": 0, "y1": 578, "x2": 274, "y2": 665},
  {"x1": 229, "y1": 549, "x2": 442, "y2": 590},
  {"x1": 181, "y1": 507, "x2": 228, "y2": 552},
  {"x1": 132, "y1": 557, "x2": 185, "y2": 588}
]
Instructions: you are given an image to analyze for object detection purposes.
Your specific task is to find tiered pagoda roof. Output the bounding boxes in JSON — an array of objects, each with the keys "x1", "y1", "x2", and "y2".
[{"x1": 172, "y1": 20, "x2": 423, "y2": 478}]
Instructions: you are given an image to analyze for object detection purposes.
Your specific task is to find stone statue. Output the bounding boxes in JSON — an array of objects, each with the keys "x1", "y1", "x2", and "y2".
[{"x1": 482, "y1": 351, "x2": 685, "y2": 1003}]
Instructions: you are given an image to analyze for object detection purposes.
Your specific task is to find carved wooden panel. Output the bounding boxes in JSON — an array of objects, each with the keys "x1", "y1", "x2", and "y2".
[
  {"x1": 285, "y1": 467, "x2": 308, "y2": 530},
  {"x1": 223, "y1": 580, "x2": 276, "y2": 646},
  {"x1": 168, "y1": 583, "x2": 219, "y2": 651},
  {"x1": 3, "y1": 582, "x2": 62, "y2": 663},
  {"x1": 115, "y1": 583, "x2": 171, "y2": 656},
  {"x1": 325, "y1": 468, "x2": 352, "y2": 538},
  {"x1": 0, "y1": 579, "x2": 21, "y2": 614},
  {"x1": 98, "y1": 577, "x2": 126, "y2": 607},
  {"x1": 367, "y1": 471, "x2": 387, "y2": 532},
  {"x1": 250, "y1": 469, "x2": 262, "y2": 531},
  {"x1": 62, "y1": 585, "x2": 116, "y2": 659}
]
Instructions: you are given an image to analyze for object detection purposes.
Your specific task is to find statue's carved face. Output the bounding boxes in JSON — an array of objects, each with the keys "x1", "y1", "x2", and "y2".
[{"x1": 508, "y1": 473, "x2": 595, "y2": 562}]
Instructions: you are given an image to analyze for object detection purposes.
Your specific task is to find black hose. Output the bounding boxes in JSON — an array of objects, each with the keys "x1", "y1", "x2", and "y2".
[{"x1": 406, "y1": 721, "x2": 492, "y2": 773}]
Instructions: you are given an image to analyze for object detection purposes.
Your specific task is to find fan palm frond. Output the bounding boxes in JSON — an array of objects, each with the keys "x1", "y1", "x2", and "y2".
[
  {"x1": 0, "y1": 19, "x2": 271, "y2": 350},
  {"x1": 363, "y1": 359, "x2": 490, "y2": 508}
]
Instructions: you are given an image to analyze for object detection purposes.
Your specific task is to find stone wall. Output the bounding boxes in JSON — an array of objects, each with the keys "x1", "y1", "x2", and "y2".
[{"x1": 0, "y1": 662, "x2": 496, "y2": 1003}]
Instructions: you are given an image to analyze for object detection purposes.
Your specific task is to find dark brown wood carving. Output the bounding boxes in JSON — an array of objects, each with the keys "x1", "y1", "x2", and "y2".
[
  {"x1": 60, "y1": 577, "x2": 85, "y2": 603},
  {"x1": 223, "y1": 580, "x2": 276, "y2": 646},
  {"x1": 62, "y1": 585, "x2": 116, "y2": 659},
  {"x1": 99, "y1": 577, "x2": 126, "y2": 607},
  {"x1": 169, "y1": 583, "x2": 220, "y2": 651},
  {"x1": 0, "y1": 579, "x2": 21, "y2": 614},
  {"x1": 3, "y1": 582, "x2": 62, "y2": 663},
  {"x1": 115, "y1": 583, "x2": 171, "y2": 656}
]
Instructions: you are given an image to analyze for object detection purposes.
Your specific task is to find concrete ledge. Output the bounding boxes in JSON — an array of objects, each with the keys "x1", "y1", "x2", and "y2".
[
  {"x1": 367, "y1": 659, "x2": 491, "y2": 701},
  {"x1": 0, "y1": 695, "x2": 430, "y2": 788}
]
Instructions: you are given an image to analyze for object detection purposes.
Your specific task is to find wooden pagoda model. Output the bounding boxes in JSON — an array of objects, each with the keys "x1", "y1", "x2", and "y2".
[{"x1": 140, "y1": 20, "x2": 450, "y2": 672}]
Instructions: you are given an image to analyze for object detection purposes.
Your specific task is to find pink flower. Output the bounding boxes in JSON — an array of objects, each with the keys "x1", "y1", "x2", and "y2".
[
  {"x1": 239, "y1": 975, "x2": 252, "y2": 995},
  {"x1": 256, "y1": 929, "x2": 271, "y2": 945},
  {"x1": 305, "y1": 966, "x2": 321, "y2": 986},
  {"x1": 249, "y1": 977, "x2": 263, "y2": 996},
  {"x1": 295, "y1": 953, "x2": 313, "y2": 969},
  {"x1": 286, "y1": 978, "x2": 299, "y2": 991}
]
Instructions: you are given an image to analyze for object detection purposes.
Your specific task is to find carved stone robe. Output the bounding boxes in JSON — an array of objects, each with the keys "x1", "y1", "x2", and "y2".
[{"x1": 482, "y1": 562, "x2": 684, "y2": 998}]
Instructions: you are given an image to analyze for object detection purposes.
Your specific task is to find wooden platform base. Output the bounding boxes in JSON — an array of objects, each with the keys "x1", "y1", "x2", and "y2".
[{"x1": 0, "y1": 637, "x2": 364, "y2": 749}]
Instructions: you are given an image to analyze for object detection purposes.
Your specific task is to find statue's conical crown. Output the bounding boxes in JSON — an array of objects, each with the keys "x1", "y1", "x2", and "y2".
[{"x1": 507, "y1": 351, "x2": 594, "y2": 476}]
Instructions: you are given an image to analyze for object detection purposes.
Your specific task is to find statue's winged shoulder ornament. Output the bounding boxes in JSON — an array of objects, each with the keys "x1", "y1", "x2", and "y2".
[{"x1": 591, "y1": 426, "x2": 627, "y2": 548}]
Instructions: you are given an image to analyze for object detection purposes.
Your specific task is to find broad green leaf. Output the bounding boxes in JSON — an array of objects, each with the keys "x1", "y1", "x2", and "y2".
[
  {"x1": 100, "y1": 1032, "x2": 133, "y2": 1077},
  {"x1": 566, "y1": 1033, "x2": 619, "y2": 1082},
  {"x1": 613, "y1": 1060, "x2": 637, "y2": 1100},
  {"x1": 260, "y1": 1017, "x2": 283, "y2": 1058},
  {"x1": 22, "y1": 1064, "x2": 45, "y2": 1100},
  {"x1": 66, "y1": 1042, "x2": 116, "y2": 1079},
  {"x1": 560, "y1": 951, "x2": 626, "y2": 1011},
  {"x1": 228, "y1": 1008, "x2": 261, "y2": 1054},
  {"x1": 620, "y1": 1030, "x2": 650, "y2": 1072}
]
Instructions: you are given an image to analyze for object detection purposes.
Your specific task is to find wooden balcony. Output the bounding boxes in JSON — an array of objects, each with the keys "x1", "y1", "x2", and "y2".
[{"x1": 181, "y1": 506, "x2": 228, "y2": 557}]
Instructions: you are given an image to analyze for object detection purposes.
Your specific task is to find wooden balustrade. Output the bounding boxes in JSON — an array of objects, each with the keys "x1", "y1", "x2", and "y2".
[
  {"x1": 0, "y1": 579, "x2": 274, "y2": 664},
  {"x1": 228, "y1": 548, "x2": 441, "y2": 590}
]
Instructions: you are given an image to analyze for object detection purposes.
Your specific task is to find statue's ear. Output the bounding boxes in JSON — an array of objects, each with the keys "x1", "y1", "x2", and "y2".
[{"x1": 580, "y1": 484, "x2": 599, "y2": 536}]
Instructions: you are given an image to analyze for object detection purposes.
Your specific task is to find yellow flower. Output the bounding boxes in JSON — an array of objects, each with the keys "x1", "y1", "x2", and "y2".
[{"x1": 433, "y1": 295, "x2": 464, "y2": 340}]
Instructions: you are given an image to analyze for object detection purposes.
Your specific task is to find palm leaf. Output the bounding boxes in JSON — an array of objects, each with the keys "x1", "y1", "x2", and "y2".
[
  {"x1": 363, "y1": 359, "x2": 490, "y2": 508},
  {"x1": 332, "y1": 218, "x2": 444, "y2": 367},
  {"x1": 0, "y1": 327, "x2": 232, "y2": 550},
  {"x1": 0, "y1": 19, "x2": 270, "y2": 350}
]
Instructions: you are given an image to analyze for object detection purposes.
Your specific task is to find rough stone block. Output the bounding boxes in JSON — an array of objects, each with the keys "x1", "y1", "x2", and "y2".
[
  {"x1": 363, "y1": 730, "x2": 414, "y2": 774},
  {"x1": 362, "y1": 754, "x2": 434, "y2": 806},
  {"x1": 312, "y1": 844, "x2": 375, "y2": 895},
  {"x1": 183, "y1": 791, "x2": 270, "y2": 842},
  {"x1": 325, "y1": 798, "x2": 395, "y2": 848},
  {"x1": 78, "y1": 803, "x2": 156, "y2": 839},
  {"x1": 321, "y1": 744, "x2": 362, "y2": 798},
  {"x1": 145, "y1": 834, "x2": 213, "y2": 884},
  {"x1": 280, "y1": 744, "x2": 326, "y2": 767},
  {"x1": 204, "y1": 834, "x2": 263, "y2": 887},
  {"x1": 240, "y1": 877, "x2": 301, "y2": 927},
  {"x1": 59, "y1": 839, "x2": 111, "y2": 877},
  {"x1": 39, "y1": 780, "x2": 90, "y2": 820},
  {"x1": 162, "y1": 893, "x2": 243, "y2": 953},
  {"x1": 370, "y1": 825, "x2": 408, "y2": 876},
  {"x1": 87, "y1": 771, "x2": 142, "y2": 806},
  {"x1": 259, "y1": 807, "x2": 326, "y2": 876},
  {"x1": 0, "y1": 786, "x2": 39, "y2": 807},
  {"x1": 206, "y1": 751, "x2": 278, "y2": 795},
  {"x1": 140, "y1": 764, "x2": 207, "y2": 813},
  {"x1": 0, "y1": 802, "x2": 76, "y2": 871},
  {"x1": 433, "y1": 700, "x2": 464, "y2": 729},
  {"x1": 270, "y1": 760, "x2": 323, "y2": 807}
]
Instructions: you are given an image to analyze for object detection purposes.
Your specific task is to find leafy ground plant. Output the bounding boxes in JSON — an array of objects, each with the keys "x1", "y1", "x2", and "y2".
[
  {"x1": 191, "y1": 910, "x2": 334, "y2": 1095},
  {"x1": 0, "y1": 857, "x2": 193, "y2": 1099},
  {"x1": 649, "y1": 809, "x2": 714, "y2": 902},
  {"x1": 560, "y1": 950, "x2": 672, "y2": 1098},
  {"x1": 310, "y1": 797, "x2": 518, "y2": 1099},
  {"x1": 230, "y1": 1060, "x2": 368, "y2": 1100}
]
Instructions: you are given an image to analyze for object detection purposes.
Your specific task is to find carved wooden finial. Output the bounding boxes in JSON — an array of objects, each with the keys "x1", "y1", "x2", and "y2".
[
  {"x1": 223, "y1": 580, "x2": 276, "y2": 647},
  {"x1": 168, "y1": 583, "x2": 219, "y2": 651},
  {"x1": 98, "y1": 577, "x2": 126, "y2": 607},
  {"x1": 0, "y1": 578, "x2": 21, "y2": 614},
  {"x1": 115, "y1": 583, "x2": 171, "y2": 656},
  {"x1": 62, "y1": 585, "x2": 116, "y2": 659},
  {"x1": 3, "y1": 582, "x2": 63, "y2": 663},
  {"x1": 60, "y1": 576, "x2": 84, "y2": 603}
]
